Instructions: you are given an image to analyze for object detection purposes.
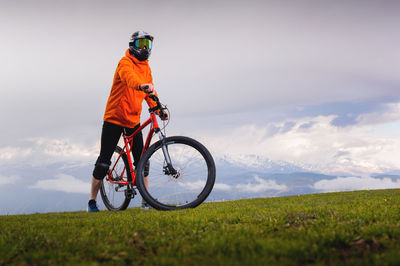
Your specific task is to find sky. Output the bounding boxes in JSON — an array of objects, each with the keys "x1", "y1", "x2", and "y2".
[{"x1": 1, "y1": 0, "x2": 400, "y2": 200}]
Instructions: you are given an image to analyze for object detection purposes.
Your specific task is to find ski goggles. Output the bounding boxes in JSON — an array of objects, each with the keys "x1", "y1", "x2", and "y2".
[{"x1": 134, "y1": 38, "x2": 152, "y2": 49}]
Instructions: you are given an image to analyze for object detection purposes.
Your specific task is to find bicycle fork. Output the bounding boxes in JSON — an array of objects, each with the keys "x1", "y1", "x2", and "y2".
[{"x1": 157, "y1": 131, "x2": 179, "y2": 177}]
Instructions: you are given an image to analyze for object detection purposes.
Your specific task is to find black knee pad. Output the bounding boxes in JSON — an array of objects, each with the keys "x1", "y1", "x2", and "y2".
[
  {"x1": 93, "y1": 162, "x2": 110, "y2": 180},
  {"x1": 144, "y1": 161, "x2": 150, "y2": 177}
]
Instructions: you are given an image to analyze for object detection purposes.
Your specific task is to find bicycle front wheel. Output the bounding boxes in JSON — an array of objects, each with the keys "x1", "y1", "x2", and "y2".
[
  {"x1": 100, "y1": 146, "x2": 132, "y2": 211},
  {"x1": 136, "y1": 136, "x2": 216, "y2": 210}
]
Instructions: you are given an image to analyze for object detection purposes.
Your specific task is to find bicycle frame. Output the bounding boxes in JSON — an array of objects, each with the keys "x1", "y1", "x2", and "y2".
[{"x1": 106, "y1": 112, "x2": 161, "y2": 186}]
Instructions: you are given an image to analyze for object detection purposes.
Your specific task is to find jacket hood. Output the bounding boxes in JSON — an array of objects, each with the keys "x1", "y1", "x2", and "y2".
[{"x1": 125, "y1": 49, "x2": 149, "y2": 64}]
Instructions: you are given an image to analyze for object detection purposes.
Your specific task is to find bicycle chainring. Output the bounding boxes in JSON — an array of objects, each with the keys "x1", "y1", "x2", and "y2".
[{"x1": 124, "y1": 187, "x2": 136, "y2": 199}]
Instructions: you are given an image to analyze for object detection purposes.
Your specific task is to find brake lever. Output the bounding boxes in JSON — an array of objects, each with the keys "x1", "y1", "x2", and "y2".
[{"x1": 159, "y1": 108, "x2": 168, "y2": 119}]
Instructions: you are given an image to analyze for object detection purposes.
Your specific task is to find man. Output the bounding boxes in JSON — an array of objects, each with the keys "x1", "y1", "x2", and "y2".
[{"x1": 88, "y1": 31, "x2": 168, "y2": 212}]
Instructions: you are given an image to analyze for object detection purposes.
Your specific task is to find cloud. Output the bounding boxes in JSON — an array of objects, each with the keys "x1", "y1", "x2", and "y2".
[
  {"x1": 199, "y1": 105, "x2": 400, "y2": 175},
  {"x1": 34, "y1": 138, "x2": 98, "y2": 158},
  {"x1": 0, "y1": 138, "x2": 99, "y2": 167},
  {"x1": 4, "y1": 101, "x2": 400, "y2": 177},
  {"x1": 1, "y1": 0, "x2": 400, "y2": 141},
  {"x1": 178, "y1": 181, "x2": 232, "y2": 191},
  {"x1": 176, "y1": 181, "x2": 232, "y2": 192},
  {"x1": 0, "y1": 1, "x2": 399, "y2": 180},
  {"x1": 313, "y1": 176, "x2": 400, "y2": 192},
  {"x1": 214, "y1": 183, "x2": 232, "y2": 191},
  {"x1": 29, "y1": 174, "x2": 90, "y2": 194},
  {"x1": 0, "y1": 147, "x2": 32, "y2": 160},
  {"x1": 177, "y1": 180, "x2": 206, "y2": 190},
  {"x1": 357, "y1": 103, "x2": 400, "y2": 126},
  {"x1": 235, "y1": 175, "x2": 287, "y2": 193},
  {"x1": 177, "y1": 178, "x2": 287, "y2": 193},
  {"x1": 0, "y1": 174, "x2": 20, "y2": 186}
]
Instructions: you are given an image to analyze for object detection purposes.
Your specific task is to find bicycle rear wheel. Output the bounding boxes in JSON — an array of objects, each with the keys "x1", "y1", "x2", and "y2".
[
  {"x1": 100, "y1": 146, "x2": 133, "y2": 211},
  {"x1": 136, "y1": 136, "x2": 216, "y2": 210}
]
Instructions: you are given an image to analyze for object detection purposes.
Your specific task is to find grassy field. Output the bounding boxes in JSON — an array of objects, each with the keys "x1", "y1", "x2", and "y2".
[{"x1": 0, "y1": 189, "x2": 399, "y2": 265}]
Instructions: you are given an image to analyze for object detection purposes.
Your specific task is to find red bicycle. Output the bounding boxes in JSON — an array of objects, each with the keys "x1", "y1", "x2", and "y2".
[{"x1": 99, "y1": 95, "x2": 216, "y2": 211}]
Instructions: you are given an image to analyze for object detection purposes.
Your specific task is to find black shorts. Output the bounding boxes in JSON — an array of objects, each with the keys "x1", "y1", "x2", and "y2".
[{"x1": 95, "y1": 121, "x2": 143, "y2": 168}]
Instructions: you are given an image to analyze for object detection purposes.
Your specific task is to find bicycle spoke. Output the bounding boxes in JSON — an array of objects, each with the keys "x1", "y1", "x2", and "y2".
[
  {"x1": 140, "y1": 139, "x2": 213, "y2": 208},
  {"x1": 100, "y1": 147, "x2": 131, "y2": 211}
]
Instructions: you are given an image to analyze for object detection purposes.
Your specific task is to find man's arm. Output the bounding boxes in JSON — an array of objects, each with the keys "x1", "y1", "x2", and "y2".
[{"x1": 117, "y1": 59, "x2": 142, "y2": 91}]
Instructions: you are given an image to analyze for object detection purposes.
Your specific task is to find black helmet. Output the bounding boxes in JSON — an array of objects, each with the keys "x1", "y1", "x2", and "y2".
[{"x1": 129, "y1": 31, "x2": 154, "y2": 61}]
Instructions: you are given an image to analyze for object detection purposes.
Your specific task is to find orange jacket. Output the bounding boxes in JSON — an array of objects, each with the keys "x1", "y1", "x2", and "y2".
[{"x1": 103, "y1": 49, "x2": 157, "y2": 128}]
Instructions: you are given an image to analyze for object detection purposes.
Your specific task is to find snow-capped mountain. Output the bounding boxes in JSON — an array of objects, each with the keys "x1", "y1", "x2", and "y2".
[
  {"x1": 208, "y1": 154, "x2": 338, "y2": 201},
  {"x1": 1, "y1": 154, "x2": 399, "y2": 215},
  {"x1": 216, "y1": 154, "x2": 305, "y2": 173}
]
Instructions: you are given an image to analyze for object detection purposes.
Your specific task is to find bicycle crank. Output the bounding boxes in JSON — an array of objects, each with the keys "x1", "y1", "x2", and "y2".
[{"x1": 124, "y1": 188, "x2": 136, "y2": 199}]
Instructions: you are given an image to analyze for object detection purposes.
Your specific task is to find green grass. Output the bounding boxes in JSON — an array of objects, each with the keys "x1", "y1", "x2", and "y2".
[{"x1": 0, "y1": 189, "x2": 399, "y2": 265}]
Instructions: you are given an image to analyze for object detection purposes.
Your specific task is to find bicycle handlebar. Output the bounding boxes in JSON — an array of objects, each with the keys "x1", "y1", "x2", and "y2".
[
  {"x1": 149, "y1": 95, "x2": 168, "y2": 120},
  {"x1": 141, "y1": 85, "x2": 165, "y2": 115},
  {"x1": 141, "y1": 85, "x2": 167, "y2": 117}
]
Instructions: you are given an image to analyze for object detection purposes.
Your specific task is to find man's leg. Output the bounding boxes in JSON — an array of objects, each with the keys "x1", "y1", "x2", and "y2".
[
  {"x1": 90, "y1": 177, "x2": 103, "y2": 200},
  {"x1": 90, "y1": 122, "x2": 123, "y2": 201}
]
